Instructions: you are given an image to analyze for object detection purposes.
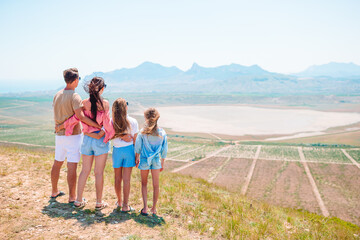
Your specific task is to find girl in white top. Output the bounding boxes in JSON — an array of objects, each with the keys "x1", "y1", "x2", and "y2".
[{"x1": 111, "y1": 98, "x2": 138, "y2": 212}]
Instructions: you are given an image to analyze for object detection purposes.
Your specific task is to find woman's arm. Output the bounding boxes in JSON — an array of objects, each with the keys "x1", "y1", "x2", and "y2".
[
  {"x1": 132, "y1": 133, "x2": 138, "y2": 145},
  {"x1": 160, "y1": 158, "x2": 165, "y2": 172},
  {"x1": 135, "y1": 153, "x2": 140, "y2": 168},
  {"x1": 84, "y1": 130, "x2": 105, "y2": 140}
]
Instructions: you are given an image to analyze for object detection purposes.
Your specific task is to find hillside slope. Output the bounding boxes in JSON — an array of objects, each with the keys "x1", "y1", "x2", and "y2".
[{"x1": 0, "y1": 145, "x2": 359, "y2": 239}]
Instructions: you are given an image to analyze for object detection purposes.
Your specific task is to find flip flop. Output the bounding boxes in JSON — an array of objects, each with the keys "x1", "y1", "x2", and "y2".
[
  {"x1": 140, "y1": 208, "x2": 149, "y2": 216},
  {"x1": 74, "y1": 198, "x2": 87, "y2": 209},
  {"x1": 115, "y1": 201, "x2": 122, "y2": 211},
  {"x1": 50, "y1": 191, "x2": 65, "y2": 199},
  {"x1": 95, "y1": 201, "x2": 109, "y2": 211},
  {"x1": 121, "y1": 206, "x2": 135, "y2": 213}
]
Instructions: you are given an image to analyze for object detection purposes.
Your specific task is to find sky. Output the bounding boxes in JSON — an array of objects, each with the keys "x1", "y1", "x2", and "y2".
[{"x1": 1, "y1": 0, "x2": 360, "y2": 92}]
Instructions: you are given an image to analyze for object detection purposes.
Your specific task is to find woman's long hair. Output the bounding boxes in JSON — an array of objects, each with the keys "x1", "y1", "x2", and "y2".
[
  {"x1": 142, "y1": 108, "x2": 160, "y2": 136},
  {"x1": 84, "y1": 77, "x2": 106, "y2": 122},
  {"x1": 112, "y1": 98, "x2": 131, "y2": 139}
]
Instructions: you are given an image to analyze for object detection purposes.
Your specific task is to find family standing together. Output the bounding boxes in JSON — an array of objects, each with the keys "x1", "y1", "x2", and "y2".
[{"x1": 51, "y1": 68, "x2": 168, "y2": 216}]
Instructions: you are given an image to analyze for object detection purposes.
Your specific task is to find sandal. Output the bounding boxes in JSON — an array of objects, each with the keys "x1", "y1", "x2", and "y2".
[
  {"x1": 50, "y1": 191, "x2": 65, "y2": 199},
  {"x1": 140, "y1": 208, "x2": 149, "y2": 216},
  {"x1": 115, "y1": 201, "x2": 122, "y2": 211},
  {"x1": 74, "y1": 198, "x2": 87, "y2": 209},
  {"x1": 95, "y1": 201, "x2": 108, "y2": 211},
  {"x1": 121, "y1": 205, "x2": 135, "y2": 213}
]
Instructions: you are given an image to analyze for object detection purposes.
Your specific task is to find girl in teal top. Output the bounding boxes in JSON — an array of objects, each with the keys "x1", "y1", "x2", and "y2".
[{"x1": 135, "y1": 108, "x2": 168, "y2": 216}]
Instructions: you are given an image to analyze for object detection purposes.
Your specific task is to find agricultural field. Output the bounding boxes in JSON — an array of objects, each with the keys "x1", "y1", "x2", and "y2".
[
  {"x1": 258, "y1": 145, "x2": 300, "y2": 161},
  {"x1": 247, "y1": 160, "x2": 321, "y2": 214},
  {"x1": 302, "y1": 147, "x2": 352, "y2": 163},
  {"x1": 0, "y1": 98, "x2": 54, "y2": 146},
  {"x1": 178, "y1": 157, "x2": 230, "y2": 180},
  {"x1": 212, "y1": 158, "x2": 253, "y2": 192},
  {"x1": 216, "y1": 144, "x2": 258, "y2": 159},
  {"x1": 309, "y1": 163, "x2": 360, "y2": 225},
  {"x1": 163, "y1": 160, "x2": 187, "y2": 172},
  {"x1": 167, "y1": 140, "x2": 226, "y2": 161},
  {"x1": 167, "y1": 144, "x2": 360, "y2": 226},
  {"x1": 347, "y1": 149, "x2": 360, "y2": 163}
]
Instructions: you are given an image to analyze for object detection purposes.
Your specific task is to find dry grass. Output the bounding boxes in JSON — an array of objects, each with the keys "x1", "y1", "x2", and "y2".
[{"x1": 0, "y1": 145, "x2": 359, "y2": 239}]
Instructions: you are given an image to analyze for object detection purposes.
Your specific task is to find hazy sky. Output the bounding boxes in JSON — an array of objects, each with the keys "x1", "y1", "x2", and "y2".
[{"x1": 1, "y1": 0, "x2": 360, "y2": 91}]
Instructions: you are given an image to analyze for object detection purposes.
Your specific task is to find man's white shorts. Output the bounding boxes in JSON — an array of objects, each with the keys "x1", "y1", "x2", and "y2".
[{"x1": 55, "y1": 134, "x2": 83, "y2": 163}]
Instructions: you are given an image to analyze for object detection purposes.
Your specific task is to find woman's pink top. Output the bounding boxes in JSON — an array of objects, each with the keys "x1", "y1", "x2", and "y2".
[{"x1": 63, "y1": 109, "x2": 115, "y2": 143}]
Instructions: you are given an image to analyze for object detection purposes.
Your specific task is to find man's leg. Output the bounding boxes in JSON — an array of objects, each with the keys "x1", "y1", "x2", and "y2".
[
  {"x1": 67, "y1": 162, "x2": 78, "y2": 202},
  {"x1": 51, "y1": 160, "x2": 64, "y2": 197}
]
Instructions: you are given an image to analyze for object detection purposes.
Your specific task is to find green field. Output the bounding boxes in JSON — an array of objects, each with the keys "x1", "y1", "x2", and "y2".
[
  {"x1": 216, "y1": 144, "x2": 258, "y2": 159},
  {"x1": 347, "y1": 149, "x2": 360, "y2": 163},
  {"x1": 302, "y1": 147, "x2": 351, "y2": 163}
]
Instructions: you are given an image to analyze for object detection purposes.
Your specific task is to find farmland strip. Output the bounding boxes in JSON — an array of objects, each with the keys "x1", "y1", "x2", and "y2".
[
  {"x1": 228, "y1": 157, "x2": 355, "y2": 165},
  {"x1": 171, "y1": 145, "x2": 232, "y2": 173},
  {"x1": 341, "y1": 149, "x2": 360, "y2": 169},
  {"x1": 0, "y1": 140, "x2": 55, "y2": 149},
  {"x1": 170, "y1": 145, "x2": 205, "y2": 159},
  {"x1": 166, "y1": 158, "x2": 191, "y2": 162},
  {"x1": 298, "y1": 147, "x2": 329, "y2": 217},
  {"x1": 208, "y1": 156, "x2": 232, "y2": 183},
  {"x1": 241, "y1": 145, "x2": 261, "y2": 195}
]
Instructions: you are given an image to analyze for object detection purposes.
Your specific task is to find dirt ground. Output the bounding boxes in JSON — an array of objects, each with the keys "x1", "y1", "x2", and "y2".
[
  {"x1": 308, "y1": 163, "x2": 360, "y2": 225},
  {"x1": 246, "y1": 160, "x2": 321, "y2": 214},
  {"x1": 0, "y1": 149, "x2": 208, "y2": 240},
  {"x1": 212, "y1": 158, "x2": 253, "y2": 192},
  {"x1": 163, "y1": 160, "x2": 187, "y2": 172},
  {"x1": 178, "y1": 157, "x2": 229, "y2": 180}
]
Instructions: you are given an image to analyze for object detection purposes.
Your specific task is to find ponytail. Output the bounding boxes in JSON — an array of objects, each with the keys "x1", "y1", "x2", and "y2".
[{"x1": 84, "y1": 77, "x2": 106, "y2": 122}]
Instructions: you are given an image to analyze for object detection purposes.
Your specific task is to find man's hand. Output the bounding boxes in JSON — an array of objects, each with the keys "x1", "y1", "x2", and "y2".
[
  {"x1": 74, "y1": 108, "x2": 101, "y2": 129},
  {"x1": 55, "y1": 124, "x2": 64, "y2": 133}
]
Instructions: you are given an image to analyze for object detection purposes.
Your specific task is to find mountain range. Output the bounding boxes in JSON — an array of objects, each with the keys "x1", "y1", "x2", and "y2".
[{"x1": 82, "y1": 62, "x2": 360, "y2": 94}]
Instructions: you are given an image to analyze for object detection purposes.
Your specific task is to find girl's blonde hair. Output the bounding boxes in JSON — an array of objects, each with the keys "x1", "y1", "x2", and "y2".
[
  {"x1": 112, "y1": 98, "x2": 130, "y2": 139},
  {"x1": 142, "y1": 108, "x2": 160, "y2": 136}
]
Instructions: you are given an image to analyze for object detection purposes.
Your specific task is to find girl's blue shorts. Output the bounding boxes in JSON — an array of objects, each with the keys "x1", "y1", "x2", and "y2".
[{"x1": 112, "y1": 145, "x2": 136, "y2": 168}]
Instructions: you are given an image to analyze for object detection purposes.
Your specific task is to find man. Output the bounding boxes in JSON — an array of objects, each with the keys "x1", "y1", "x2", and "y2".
[{"x1": 51, "y1": 68, "x2": 100, "y2": 203}]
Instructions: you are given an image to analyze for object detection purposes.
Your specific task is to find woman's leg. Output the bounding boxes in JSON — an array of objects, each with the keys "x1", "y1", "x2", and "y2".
[
  {"x1": 122, "y1": 167, "x2": 133, "y2": 211},
  {"x1": 151, "y1": 169, "x2": 160, "y2": 214},
  {"x1": 94, "y1": 153, "x2": 108, "y2": 206},
  {"x1": 140, "y1": 170, "x2": 150, "y2": 213},
  {"x1": 75, "y1": 155, "x2": 94, "y2": 204},
  {"x1": 114, "y1": 167, "x2": 123, "y2": 206}
]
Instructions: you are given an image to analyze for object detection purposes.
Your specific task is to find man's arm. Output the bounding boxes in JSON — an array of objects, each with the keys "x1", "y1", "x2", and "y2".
[
  {"x1": 74, "y1": 108, "x2": 101, "y2": 129},
  {"x1": 84, "y1": 130, "x2": 105, "y2": 139}
]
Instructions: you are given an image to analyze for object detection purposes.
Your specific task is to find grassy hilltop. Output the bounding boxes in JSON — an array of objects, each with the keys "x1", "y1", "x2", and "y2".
[{"x1": 0, "y1": 145, "x2": 359, "y2": 239}]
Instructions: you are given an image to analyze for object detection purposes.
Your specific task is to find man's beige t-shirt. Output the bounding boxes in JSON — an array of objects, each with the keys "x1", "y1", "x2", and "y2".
[{"x1": 53, "y1": 89, "x2": 83, "y2": 136}]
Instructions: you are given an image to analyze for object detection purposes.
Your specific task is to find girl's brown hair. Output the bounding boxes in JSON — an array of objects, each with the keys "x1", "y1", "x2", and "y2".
[
  {"x1": 84, "y1": 77, "x2": 106, "y2": 122},
  {"x1": 112, "y1": 98, "x2": 130, "y2": 139},
  {"x1": 142, "y1": 108, "x2": 160, "y2": 136}
]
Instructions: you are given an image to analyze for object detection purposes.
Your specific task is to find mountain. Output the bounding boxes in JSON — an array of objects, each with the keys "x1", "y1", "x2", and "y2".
[
  {"x1": 296, "y1": 62, "x2": 360, "y2": 78},
  {"x1": 79, "y1": 61, "x2": 360, "y2": 94},
  {"x1": 84, "y1": 62, "x2": 183, "y2": 83}
]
